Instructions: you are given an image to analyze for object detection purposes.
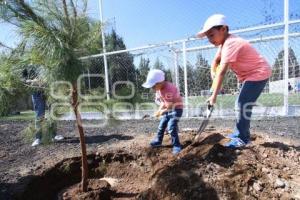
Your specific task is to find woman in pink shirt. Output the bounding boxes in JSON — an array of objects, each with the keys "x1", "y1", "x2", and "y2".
[
  {"x1": 197, "y1": 14, "x2": 272, "y2": 148},
  {"x1": 142, "y1": 69, "x2": 183, "y2": 154}
]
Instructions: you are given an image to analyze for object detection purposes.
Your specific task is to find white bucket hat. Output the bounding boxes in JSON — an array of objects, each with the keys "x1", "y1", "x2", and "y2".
[
  {"x1": 196, "y1": 14, "x2": 227, "y2": 38},
  {"x1": 142, "y1": 69, "x2": 165, "y2": 88}
]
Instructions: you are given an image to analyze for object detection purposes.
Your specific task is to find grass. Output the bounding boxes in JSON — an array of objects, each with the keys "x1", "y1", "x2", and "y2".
[
  {"x1": 0, "y1": 111, "x2": 35, "y2": 121},
  {"x1": 188, "y1": 93, "x2": 300, "y2": 108},
  {"x1": 22, "y1": 119, "x2": 57, "y2": 144},
  {"x1": 1, "y1": 93, "x2": 299, "y2": 121}
]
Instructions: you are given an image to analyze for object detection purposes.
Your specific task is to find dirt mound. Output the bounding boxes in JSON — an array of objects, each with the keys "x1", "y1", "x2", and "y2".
[
  {"x1": 135, "y1": 131, "x2": 300, "y2": 200},
  {"x1": 9, "y1": 130, "x2": 300, "y2": 200},
  {"x1": 136, "y1": 132, "x2": 232, "y2": 200},
  {"x1": 59, "y1": 179, "x2": 113, "y2": 200}
]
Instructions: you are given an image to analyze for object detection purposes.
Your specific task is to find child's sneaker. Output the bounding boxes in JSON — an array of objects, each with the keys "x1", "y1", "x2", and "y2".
[
  {"x1": 150, "y1": 140, "x2": 162, "y2": 147},
  {"x1": 31, "y1": 139, "x2": 41, "y2": 147},
  {"x1": 172, "y1": 146, "x2": 181, "y2": 155},
  {"x1": 224, "y1": 138, "x2": 246, "y2": 148},
  {"x1": 53, "y1": 135, "x2": 64, "y2": 141},
  {"x1": 226, "y1": 132, "x2": 239, "y2": 139}
]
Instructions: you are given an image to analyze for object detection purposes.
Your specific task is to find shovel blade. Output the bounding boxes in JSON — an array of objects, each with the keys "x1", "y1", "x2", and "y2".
[{"x1": 197, "y1": 105, "x2": 214, "y2": 134}]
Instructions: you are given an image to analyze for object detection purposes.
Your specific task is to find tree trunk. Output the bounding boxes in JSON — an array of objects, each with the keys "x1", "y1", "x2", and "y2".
[{"x1": 71, "y1": 84, "x2": 88, "y2": 192}]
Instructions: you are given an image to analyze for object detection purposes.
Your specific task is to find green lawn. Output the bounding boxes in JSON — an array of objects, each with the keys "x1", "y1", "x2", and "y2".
[
  {"x1": 0, "y1": 111, "x2": 35, "y2": 121},
  {"x1": 188, "y1": 93, "x2": 300, "y2": 108},
  {"x1": 1, "y1": 93, "x2": 299, "y2": 120}
]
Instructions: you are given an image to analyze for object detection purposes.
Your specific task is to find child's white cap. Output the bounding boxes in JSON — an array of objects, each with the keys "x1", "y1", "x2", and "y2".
[
  {"x1": 142, "y1": 69, "x2": 165, "y2": 88},
  {"x1": 196, "y1": 14, "x2": 227, "y2": 38}
]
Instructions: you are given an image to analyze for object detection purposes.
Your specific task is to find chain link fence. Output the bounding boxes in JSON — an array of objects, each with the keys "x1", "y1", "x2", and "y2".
[
  {"x1": 79, "y1": 33, "x2": 300, "y2": 119},
  {"x1": 77, "y1": 0, "x2": 300, "y2": 120}
]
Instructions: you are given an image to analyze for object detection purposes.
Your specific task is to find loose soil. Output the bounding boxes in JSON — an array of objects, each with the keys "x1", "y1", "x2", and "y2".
[{"x1": 0, "y1": 118, "x2": 299, "y2": 200}]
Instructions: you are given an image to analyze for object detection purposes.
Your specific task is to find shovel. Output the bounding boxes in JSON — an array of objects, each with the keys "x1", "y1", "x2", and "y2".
[{"x1": 197, "y1": 104, "x2": 214, "y2": 134}]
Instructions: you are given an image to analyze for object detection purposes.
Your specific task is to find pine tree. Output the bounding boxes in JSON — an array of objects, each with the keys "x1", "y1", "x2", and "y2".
[{"x1": 0, "y1": 0, "x2": 103, "y2": 192}]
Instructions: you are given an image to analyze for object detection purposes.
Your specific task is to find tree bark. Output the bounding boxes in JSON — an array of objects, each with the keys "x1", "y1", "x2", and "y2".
[{"x1": 71, "y1": 84, "x2": 88, "y2": 192}]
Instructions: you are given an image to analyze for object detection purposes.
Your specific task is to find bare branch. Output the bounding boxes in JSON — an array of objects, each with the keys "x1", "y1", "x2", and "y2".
[
  {"x1": 0, "y1": 41, "x2": 13, "y2": 50},
  {"x1": 1, "y1": 1, "x2": 46, "y2": 28},
  {"x1": 70, "y1": 0, "x2": 77, "y2": 18},
  {"x1": 62, "y1": 0, "x2": 70, "y2": 24},
  {"x1": 18, "y1": 0, "x2": 45, "y2": 26},
  {"x1": 82, "y1": 0, "x2": 87, "y2": 14}
]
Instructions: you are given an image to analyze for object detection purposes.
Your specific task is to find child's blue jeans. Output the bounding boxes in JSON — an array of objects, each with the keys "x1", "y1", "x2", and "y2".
[
  {"x1": 154, "y1": 109, "x2": 183, "y2": 147},
  {"x1": 235, "y1": 79, "x2": 268, "y2": 143},
  {"x1": 32, "y1": 91, "x2": 46, "y2": 139}
]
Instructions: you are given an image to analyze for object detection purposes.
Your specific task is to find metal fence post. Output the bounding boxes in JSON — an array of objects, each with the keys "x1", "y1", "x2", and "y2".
[
  {"x1": 87, "y1": 69, "x2": 91, "y2": 91},
  {"x1": 99, "y1": 0, "x2": 110, "y2": 100},
  {"x1": 173, "y1": 51, "x2": 179, "y2": 90},
  {"x1": 283, "y1": 0, "x2": 289, "y2": 116},
  {"x1": 182, "y1": 41, "x2": 189, "y2": 117}
]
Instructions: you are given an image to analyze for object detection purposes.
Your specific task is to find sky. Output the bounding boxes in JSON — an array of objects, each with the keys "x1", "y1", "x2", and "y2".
[
  {"x1": 0, "y1": 0, "x2": 294, "y2": 48},
  {"x1": 85, "y1": 0, "x2": 299, "y2": 67},
  {"x1": 87, "y1": 0, "x2": 287, "y2": 48},
  {"x1": 0, "y1": 0, "x2": 299, "y2": 63}
]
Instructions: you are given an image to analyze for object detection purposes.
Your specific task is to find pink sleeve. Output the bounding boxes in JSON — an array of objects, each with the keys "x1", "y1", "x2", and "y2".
[{"x1": 221, "y1": 40, "x2": 242, "y2": 64}]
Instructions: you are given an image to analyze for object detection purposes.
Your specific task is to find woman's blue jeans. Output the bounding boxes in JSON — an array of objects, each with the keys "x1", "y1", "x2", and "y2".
[{"x1": 32, "y1": 91, "x2": 46, "y2": 139}]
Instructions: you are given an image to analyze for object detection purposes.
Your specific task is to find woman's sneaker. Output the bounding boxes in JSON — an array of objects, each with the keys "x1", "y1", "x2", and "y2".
[
  {"x1": 53, "y1": 135, "x2": 64, "y2": 141},
  {"x1": 31, "y1": 139, "x2": 41, "y2": 147},
  {"x1": 224, "y1": 138, "x2": 246, "y2": 148}
]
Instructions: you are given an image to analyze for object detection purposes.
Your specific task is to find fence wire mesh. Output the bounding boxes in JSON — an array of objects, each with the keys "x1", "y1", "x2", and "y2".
[
  {"x1": 81, "y1": 27, "x2": 300, "y2": 119},
  {"x1": 78, "y1": 0, "x2": 300, "y2": 119}
]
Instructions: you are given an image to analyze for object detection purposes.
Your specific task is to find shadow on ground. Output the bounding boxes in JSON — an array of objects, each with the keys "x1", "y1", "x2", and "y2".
[
  {"x1": 59, "y1": 134, "x2": 134, "y2": 144},
  {"x1": 260, "y1": 141, "x2": 300, "y2": 152}
]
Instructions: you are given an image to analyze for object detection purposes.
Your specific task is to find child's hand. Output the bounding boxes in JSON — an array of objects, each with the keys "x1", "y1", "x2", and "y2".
[
  {"x1": 206, "y1": 95, "x2": 217, "y2": 106},
  {"x1": 154, "y1": 111, "x2": 162, "y2": 117},
  {"x1": 154, "y1": 109, "x2": 166, "y2": 117}
]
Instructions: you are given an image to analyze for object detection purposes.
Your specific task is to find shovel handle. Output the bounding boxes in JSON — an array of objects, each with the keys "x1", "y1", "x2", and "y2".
[{"x1": 207, "y1": 103, "x2": 213, "y2": 111}]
